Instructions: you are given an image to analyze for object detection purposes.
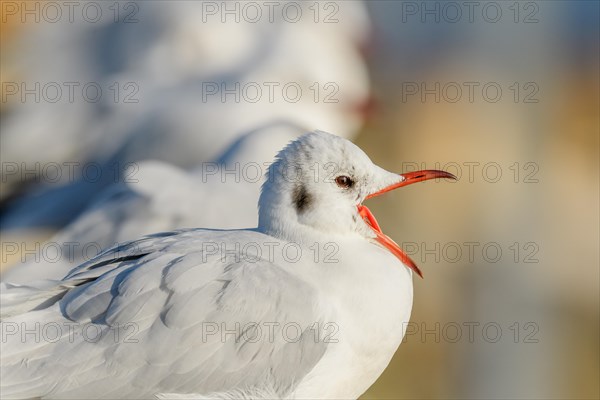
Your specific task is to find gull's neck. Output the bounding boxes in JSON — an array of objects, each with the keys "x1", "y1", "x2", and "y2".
[
  {"x1": 257, "y1": 181, "x2": 359, "y2": 246},
  {"x1": 258, "y1": 200, "x2": 327, "y2": 245}
]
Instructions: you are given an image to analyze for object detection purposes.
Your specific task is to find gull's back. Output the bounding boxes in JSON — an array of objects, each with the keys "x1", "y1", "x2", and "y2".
[{"x1": 0, "y1": 229, "x2": 332, "y2": 399}]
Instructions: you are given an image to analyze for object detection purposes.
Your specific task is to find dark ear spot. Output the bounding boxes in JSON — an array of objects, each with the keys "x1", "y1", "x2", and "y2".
[{"x1": 292, "y1": 184, "x2": 312, "y2": 213}]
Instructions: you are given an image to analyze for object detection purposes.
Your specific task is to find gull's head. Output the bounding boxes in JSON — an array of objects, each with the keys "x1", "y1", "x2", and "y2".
[{"x1": 258, "y1": 130, "x2": 456, "y2": 277}]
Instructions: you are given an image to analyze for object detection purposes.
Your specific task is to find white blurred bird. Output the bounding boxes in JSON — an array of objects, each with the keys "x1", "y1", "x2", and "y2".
[
  {"x1": 0, "y1": 131, "x2": 455, "y2": 399},
  {"x1": 2, "y1": 121, "x2": 307, "y2": 284},
  {"x1": 1, "y1": 0, "x2": 371, "y2": 203}
]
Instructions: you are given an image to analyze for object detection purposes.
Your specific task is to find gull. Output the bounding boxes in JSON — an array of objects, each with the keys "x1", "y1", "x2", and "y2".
[
  {"x1": 0, "y1": 131, "x2": 455, "y2": 399},
  {"x1": 2, "y1": 121, "x2": 307, "y2": 284}
]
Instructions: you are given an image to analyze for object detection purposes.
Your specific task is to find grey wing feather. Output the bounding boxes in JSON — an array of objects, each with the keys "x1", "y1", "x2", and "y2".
[{"x1": 1, "y1": 230, "x2": 332, "y2": 399}]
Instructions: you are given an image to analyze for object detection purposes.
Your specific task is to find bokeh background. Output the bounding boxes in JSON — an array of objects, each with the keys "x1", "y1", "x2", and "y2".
[{"x1": 1, "y1": 1, "x2": 598, "y2": 399}]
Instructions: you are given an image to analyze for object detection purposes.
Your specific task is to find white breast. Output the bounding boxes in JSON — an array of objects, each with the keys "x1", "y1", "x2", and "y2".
[{"x1": 291, "y1": 240, "x2": 414, "y2": 399}]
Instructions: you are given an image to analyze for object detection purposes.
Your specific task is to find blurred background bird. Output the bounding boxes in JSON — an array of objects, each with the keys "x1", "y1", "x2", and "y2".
[
  {"x1": 0, "y1": 1, "x2": 598, "y2": 399},
  {"x1": 1, "y1": 0, "x2": 371, "y2": 229}
]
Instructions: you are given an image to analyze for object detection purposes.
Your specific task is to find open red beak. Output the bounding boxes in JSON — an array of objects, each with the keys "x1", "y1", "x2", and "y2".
[{"x1": 358, "y1": 170, "x2": 457, "y2": 278}]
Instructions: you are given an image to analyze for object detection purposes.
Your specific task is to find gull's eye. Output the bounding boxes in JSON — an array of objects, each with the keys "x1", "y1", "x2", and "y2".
[{"x1": 335, "y1": 175, "x2": 354, "y2": 189}]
